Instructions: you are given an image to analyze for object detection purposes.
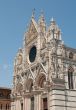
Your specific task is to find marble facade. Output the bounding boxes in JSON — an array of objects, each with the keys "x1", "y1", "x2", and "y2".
[{"x1": 11, "y1": 12, "x2": 76, "y2": 110}]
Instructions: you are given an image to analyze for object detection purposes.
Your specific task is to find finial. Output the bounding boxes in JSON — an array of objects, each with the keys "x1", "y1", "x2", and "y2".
[
  {"x1": 41, "y1": 10, "x2": 45, "y2": 19},
  {"x1": 50, "y1": 17, "x2": 56, "y2": 25},
  {"x1": 32, "y1": 8, "x2": 35, "y2": 18},
  {"x1": 41, "y1": 9, "x2": 44, "y2": 16},
  {"x1": 51, "y1": 17, "x2": 54, "y2": 22},
  {"x1": 38, "y1": 9, "x2": 45, "y2": 23}
]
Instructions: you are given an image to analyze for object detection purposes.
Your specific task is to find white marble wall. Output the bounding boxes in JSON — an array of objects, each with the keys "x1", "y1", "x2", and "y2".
[{"x1": 49, "y1": 89, "x2": 76, "y2": 110}]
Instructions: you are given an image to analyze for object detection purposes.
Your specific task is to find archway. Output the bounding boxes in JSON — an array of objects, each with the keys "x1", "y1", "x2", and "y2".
[
  {"x1": 37, "y1": 73, "x2": 46, "y2": 88},
  {"x1": 36, "y1": 73, "x2": 48, "y2": 110}
]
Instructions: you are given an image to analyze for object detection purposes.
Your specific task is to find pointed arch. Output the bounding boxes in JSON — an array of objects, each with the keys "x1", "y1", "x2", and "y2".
[{"x1": 36, "y1": 73, "x2": 46, "y2": 88}]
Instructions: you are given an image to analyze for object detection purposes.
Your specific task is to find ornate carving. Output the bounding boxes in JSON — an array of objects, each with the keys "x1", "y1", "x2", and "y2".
[
  {"x1": 41, "y1": 38, "x2": 46, "y2": 49},
  {"x1": 50, "y1": 62, "x2": 56, "y2": 79},
  {"x1": 16, "y1": 65, "x2": 23, "y2": 74},
  {"x1": 57, "y1": 64, "x2": 64, "y2": 79},
  {"x1": 17, "y1": 54, "x2": 23, "y2": 65},
  {"x1": 26, "y1": 22, "x2": 38, "y2": 45},
  {"x1": 16, "y1": 83, "x2": 23, "y2": 94},
  {"x1": 69, "y1": 52, "x2": 73, "y2": 59},
  {"x1": 62, "y1": 46, "x2": 65, "y2": 57},
  {"x1": 57, "y1": 46, "x2": 62, "y2": 56},
  {"x1": 50, "y1": 40, "x2": 56, "y2": 54}
]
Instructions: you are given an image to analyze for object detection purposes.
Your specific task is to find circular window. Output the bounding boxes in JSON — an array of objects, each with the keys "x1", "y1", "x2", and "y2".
[{"x1": 29, "y1": 46, "x2": 37, "y2": 62}]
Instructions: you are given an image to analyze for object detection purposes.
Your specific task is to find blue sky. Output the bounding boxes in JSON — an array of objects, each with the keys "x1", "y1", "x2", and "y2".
[{"x1": 0, "y1": 0, "x2": 76, "y2": 87}]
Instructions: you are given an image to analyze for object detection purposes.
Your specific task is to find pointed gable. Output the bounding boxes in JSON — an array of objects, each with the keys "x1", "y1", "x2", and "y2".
[{"x1": 25, "y1": 18, "x2": 38, "y2": 45}]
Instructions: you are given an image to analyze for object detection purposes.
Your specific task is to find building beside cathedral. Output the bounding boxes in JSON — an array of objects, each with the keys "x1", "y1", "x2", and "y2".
[
  {"x1": 11, "y1": 12, "x2": 76, "y2": 110},
  {"x1": 0, "y1": 87, "x2": 11, "y2": 110}
]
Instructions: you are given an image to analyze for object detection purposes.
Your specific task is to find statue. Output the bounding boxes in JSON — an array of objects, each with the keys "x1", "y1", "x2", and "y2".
[{"x1": 17, "y1": 54, "x2": 22, "y2": 65}]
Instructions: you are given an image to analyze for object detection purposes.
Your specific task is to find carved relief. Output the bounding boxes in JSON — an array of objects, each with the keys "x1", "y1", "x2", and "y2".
[
  {"x1": 69, "y1": 52, "x2": 73, "y2": 59},
  {"x1": 41, "y1": 38, "x2": 46, "y2": 49},
  {"x1": 41, "y1": 53, "x2": 48, "y2": 61},
  {"x1": 16, "y1": 83, "x2": 23, "y2": 94},
  {"x1": 50, "y1": 40, "x2": 56, "y2": 54},
  {"x1": 57, "y1": 46, "x2": 62, "y2": 56},
  {"x1": 16, "y1": 66, "x2": 23, "y2": 74},
  {"x1": 50, "y1": 62, "x2": 56, "y2": 79},
  {"x1": 57, "y1": 64, "x2": 63, "y2": 79},
  {"x1": 62, "y1": 46, "x2": 65, "y2": 58}
]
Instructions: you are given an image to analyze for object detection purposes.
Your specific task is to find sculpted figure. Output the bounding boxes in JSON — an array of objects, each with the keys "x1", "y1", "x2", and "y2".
[
  {"x1": 57, "y1": 64, "x2": 64, "y2": 79},
  {"x1": 17, "y1": 54, "x2": 22, "y2": 65},
  {"x1": 50, "y1": 62, "x2": 56, "y2": 79},
  {"x1": 57, "y1": 46, "x2": 62, "y2": 55}
]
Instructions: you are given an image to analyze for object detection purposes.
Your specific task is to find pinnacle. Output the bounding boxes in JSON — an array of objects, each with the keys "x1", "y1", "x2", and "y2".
[
  {"x1": 51, "y1": 17, "x2": 54, "y2": 22},
  {"x1": 38, "y1": 10, "x2": 45, "y2": 25},
  {"x1": 32, "y1": 8, "x2": 35, "y2": 19},
  {"x1": 50, "y1": 17, "x2": 56, "y2": 25}
]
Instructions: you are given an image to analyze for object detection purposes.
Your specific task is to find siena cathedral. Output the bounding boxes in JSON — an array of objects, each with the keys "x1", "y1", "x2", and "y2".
[{"x1": 11, "y1": 12, "x2": 76, "y2": 110}]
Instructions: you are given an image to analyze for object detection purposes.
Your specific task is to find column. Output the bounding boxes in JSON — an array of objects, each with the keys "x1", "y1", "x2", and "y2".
[
  {"x1": 15, "y1": 100, "x2": 21, "y2": 110},
  {"x1": 24, "y1": 96, "x2": 31, "y2": 110},
  {"x1": 34, "y1": 94, "x2": 41, "y2": 110},
  {"x1": 11, "y1": 101, "x2": 16, "y2": 110}
]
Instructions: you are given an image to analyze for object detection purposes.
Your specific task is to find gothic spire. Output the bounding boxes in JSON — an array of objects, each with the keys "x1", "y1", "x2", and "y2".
[
  {"x1": 38, "y1": 10, "x2": 45, "y2": 24},
  {"x1": 32, "y1": 8, "x2": 35, "y2": 19},
  {"x1": 38, "y1": 10, "x2": 46, "y2": 33},
  {"x1": 48, "y1": 17, "x2": 62, "y2": 40},
  {"x1": 50, "y1": 17, "x2": 56, "y2": 25}
]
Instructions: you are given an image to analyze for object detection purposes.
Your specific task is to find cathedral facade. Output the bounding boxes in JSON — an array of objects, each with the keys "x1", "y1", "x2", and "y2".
[{"x1": 11, "y1": 13, "x2": 76, "y2": 110}]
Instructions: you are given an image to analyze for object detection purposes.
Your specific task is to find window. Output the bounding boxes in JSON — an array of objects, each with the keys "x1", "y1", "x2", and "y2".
[
  {"x1": 31, "y1": 97, "x2": 34, "y2": 110},
  {"x1": 0, "y1": 92, "x2": 3, "y2": 97},
  {"x1": 6, "y1": 104, "x2": 7, "y2": 110},
  {"x1": 43, "y1": 98, "x2": 48, "y2": 110},
  {"x1": 69, "y1": 52, "x2": 73, "y2": 59},
  {"x1": 21, "y1": 103, "x2": 23, "y2": 110},
  {"x1": 38, "y1": 74, "x2": 46, "y2": 88},
  {"x1": 68, "y1": 67, "x2": 74, "y2": 89},
  {"x1": 1, "y1": 104, "x2": 2, "y2": 110},
  {"x1": 29, "y1": 46, "x2": 37, "y2": 62},
  {"x1": 29, "y1": 82, "x2": 33, "y2": 92},
  {"x1": 8, "y1": 104, "x2": 9, "y2": 109}
]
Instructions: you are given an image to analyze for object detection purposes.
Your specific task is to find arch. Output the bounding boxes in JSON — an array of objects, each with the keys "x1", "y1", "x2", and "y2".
[{"x1": 36, "y1": 73, "x2": 46, "y2": 88}]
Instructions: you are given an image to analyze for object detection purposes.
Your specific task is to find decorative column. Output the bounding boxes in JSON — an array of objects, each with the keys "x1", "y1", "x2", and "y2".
[
  {"x1": 11, "y1": 101, "x2": 16, "y2": 110},
  {"x1": 24, "y1": 96, "x2": 31, "y2": 110},
  {"x1": 34, "y1": 93, "x2": 41, "y2": 110},
  {"x1": 15, "y1": 99, "x2": 21, "y2": 110}
]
